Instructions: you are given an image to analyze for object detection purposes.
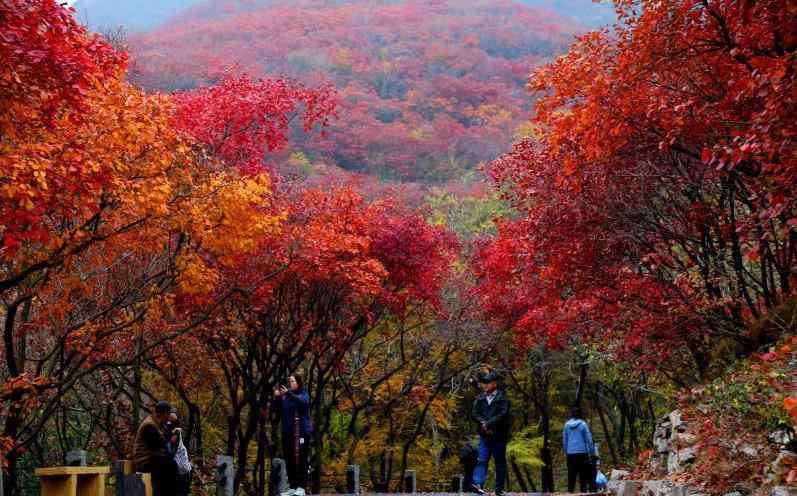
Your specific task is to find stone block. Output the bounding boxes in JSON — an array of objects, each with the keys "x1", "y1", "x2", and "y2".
[
  {"x1": 733, "y1": 481, "x2": 758, "y2": 495},
  {"x1": 269, "y1": 458, "x2": 289, "y2": 496},
  {"x1": 641, "y1": 479, "x2": 675, "y2": 496},
  {"x1": 66, "y1": 450, "x2": 87, "y2": 466},
  {"x1": 451, "y1": 474, "x2": 464, "y2": 493},
  {"x1": 771, "y1": 487, "x2": 797, "y2": 496},
  {"x1": 667, "y1": 446, "x2": 697, "y2": 474},
  {"x1": 739, "y1": 444, "x2": 760, "y2": 458},
  {"x1": 675, "y1": 433, "x2": 697, "y2": 446},
  {"x1": 216, "y1": 455, "x2": 234, "y2": 496},
  {"x1": 670, "y1": 485, "x2": 694, "y2": 496},
  {"x1": 769, "y1": 430, "x2": 793, "y2": 446},
  {"x1": 767, "y1": 450, "x2": 797, "y2": 483},
  {"x1": 402, "y1": 469, "x2": 416, "y2": 493},
  {"x1": 346, "y1": 464, "x2": 360, "y2": 495},
  {"x1": 610, "y1": 480, "x2": 641, "y2": 496},
  {"x1": 669, "y1": 410, "x2": 687, "y2": 432},
  {"x1": 654, "y1": 435, "x2": 670, "y2": 454},
  {"x1": 610, "y1": 469, "x2": 631, "y2": 480}
]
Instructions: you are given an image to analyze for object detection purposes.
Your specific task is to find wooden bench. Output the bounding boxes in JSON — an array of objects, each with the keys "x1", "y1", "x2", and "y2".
[{"x1": 35, "y1": 466, "x2": 110, "y2": 496}]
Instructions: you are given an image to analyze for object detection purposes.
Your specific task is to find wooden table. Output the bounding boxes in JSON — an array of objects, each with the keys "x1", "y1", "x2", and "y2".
[{"x1": 35, "y1": 466, "x2": 110, "y2": 496}]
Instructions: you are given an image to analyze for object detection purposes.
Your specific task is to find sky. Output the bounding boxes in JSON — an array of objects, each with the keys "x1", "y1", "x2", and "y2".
[{"x1": 71, "y1": 0, "x2": 616, "y2": 33}]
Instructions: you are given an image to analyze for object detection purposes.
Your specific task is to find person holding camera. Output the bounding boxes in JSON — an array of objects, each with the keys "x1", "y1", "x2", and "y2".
[
  {"x1": 275, "y1": 374, "x2": 311, "y2": 496},
  {"x1": 563, "y1": 407, "x2": 596, "y2": 493},
  {"x1": 470, "y1": 371, "x2": 510, "y2": 496}
]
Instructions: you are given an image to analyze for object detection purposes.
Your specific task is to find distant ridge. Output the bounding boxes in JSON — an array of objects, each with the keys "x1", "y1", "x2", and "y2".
[{"x1": 73, "y1": 0, "x2": 614, "y2": 34}]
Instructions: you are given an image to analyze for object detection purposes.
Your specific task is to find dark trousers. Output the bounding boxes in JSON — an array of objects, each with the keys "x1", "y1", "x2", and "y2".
[
  {"x1": 175, "y1": 472, "x2": 190, "y2": 496},
  {"x1": 148, "y1": 459, "x2": 178, "y2": 496},
  {"x1": 460, "y1": 444, "x2": 478, "y2": 489},
  {"x1": 472, "y1": 436, "x2": 507, "y2": 492},
  {"x1": 282, "y1": 433, "x2": 309, "y2": 489},
  {"x1": 566, "y1": 453, "x2": 595, "y2": 493}
]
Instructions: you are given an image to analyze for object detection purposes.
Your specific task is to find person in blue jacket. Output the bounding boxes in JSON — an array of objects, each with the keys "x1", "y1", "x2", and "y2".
[
  {"x1": 275, "y1": 374, "x2": 312, "y2": 496},
  {"x1": 563, "y1": 407, "x2": 596, "y2": 493}
]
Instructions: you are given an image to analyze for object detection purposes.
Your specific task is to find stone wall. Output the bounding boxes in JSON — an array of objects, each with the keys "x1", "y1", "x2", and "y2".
[
  {"x1": 650, "y1": 410, "x2": 696, "y2": 477},
  {"x1": 605, "y1": 409, "x2": 797, "y2": 496}
]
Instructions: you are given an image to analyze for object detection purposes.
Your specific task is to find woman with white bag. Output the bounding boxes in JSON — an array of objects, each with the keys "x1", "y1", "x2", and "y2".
[{"x1": 166, "y1": 411, "x2": 193, "y2": 496}]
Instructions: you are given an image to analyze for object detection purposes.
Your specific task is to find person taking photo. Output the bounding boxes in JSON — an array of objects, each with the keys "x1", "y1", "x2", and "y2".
[{"x1": 275, "y1": 374, "x2": 312, "y2": 496}]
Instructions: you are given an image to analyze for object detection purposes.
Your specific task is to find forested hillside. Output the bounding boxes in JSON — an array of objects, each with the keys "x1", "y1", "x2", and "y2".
[{"x1": 127, "y1": 0, "x2": 581, "y2": 181}]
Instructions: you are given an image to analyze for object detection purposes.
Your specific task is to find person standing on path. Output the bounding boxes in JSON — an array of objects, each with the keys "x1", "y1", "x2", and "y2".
[
  {"x1": 470, "y1": 371, "x2": 511, "y2": 496},
  {"x1": 563, "y1": 407, "x2": 596, "y2": 493},
  {"x1": 133, "y1": 400, "x2": 178, "y2": 496},
  {"x1": 275, "y1": 374, "x2": 312, "y2": 496},
  {"x1": 165, "y1": 409, "x2": 191, "y2": 496}
]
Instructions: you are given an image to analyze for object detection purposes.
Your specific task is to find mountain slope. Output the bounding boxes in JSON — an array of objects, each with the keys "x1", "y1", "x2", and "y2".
[{"x1": 129, "y1": 0, "x2": 582, "y2": 181}]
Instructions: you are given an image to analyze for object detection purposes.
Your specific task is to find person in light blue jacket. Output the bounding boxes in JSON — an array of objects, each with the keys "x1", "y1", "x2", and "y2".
[{"x1": 563, "y1": 407, "x2": 596, "y2": 493}]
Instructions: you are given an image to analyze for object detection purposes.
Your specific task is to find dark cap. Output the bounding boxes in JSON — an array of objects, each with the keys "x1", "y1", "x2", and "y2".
[
  {"x1": 154, "y1": 400, "x2": 172, "y2": 414},
  {"x1": 479, "y1": 371, "x2": 501, "y2": 384}
]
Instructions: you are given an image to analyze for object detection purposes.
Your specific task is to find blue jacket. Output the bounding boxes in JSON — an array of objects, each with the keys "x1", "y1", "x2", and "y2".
[
  {"x1": 279, "y1": 389, "x2": 311, "y2": 436},
  {"x1": 563, "y1": 418, "x2": 595, "y2": 455}
]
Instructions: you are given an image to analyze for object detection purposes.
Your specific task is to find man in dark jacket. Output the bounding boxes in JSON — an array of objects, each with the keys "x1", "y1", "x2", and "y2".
[
  {"x1": 133, "y1": 400, "x2": 178, "y2": 496},
  {"x1": 470, "y1": 371, "x2": 510, "y2": 496}
]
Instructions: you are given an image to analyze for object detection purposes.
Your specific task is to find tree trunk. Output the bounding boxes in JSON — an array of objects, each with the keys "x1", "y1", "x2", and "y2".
[{"x1": 510, "y1": 458, "x2": 528, "y2": 492}]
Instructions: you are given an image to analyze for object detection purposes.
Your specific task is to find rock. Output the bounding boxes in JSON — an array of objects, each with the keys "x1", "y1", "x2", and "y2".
[
  {"x1": 769, "y1": 430, "x2": 793, "y2": 446},
  {"x1": 610, "y1": 469, "x2": 631, "y2": 480},
  {"x1": 641, "y1": 480, "x2": 675, "y2": 496},
  {"x1": 670, "y1": 486, "x2": 695, "y2": 496},
  {"x1": 739, "y1": 444, "x2": 760, "y2": 459},
  {"x1": 768, "y1": 450, "x2": 797, "y2": 481},
  {"x1": 654, "y1": 435, "x2": 670, "y2": 454},
  {"x1": 722, "y1": 492, "x2": 743, "y2": 496},
  {"x1": 65, "y1": 450, "x2": 87, "y2": 466},
  {"x1": 667, "y1": 447, "x2": 697, "y2": 474},
  {"x1": 669, "y1": 410, "x2": 686, "y2": 432},
  {"x1": 679, "y1": 446, "x2": 697, "y2": 463},
  {"x1": 771, "y1": 487, "x2": 797, "y2": 496},
  {"x1": 733, "y1": 481, "x2": 759, "y2": 495},
  {"x1": 667, "y1": 451, "x2": 679, "y2": 474},
  {"x1": 607, "y1": 480, "x2": 622, "y2": 494},
  {"x1": 675, "y1": 433, "x2": 697, "y2": 446},
  {"x1": 650, "y1": 453, "x2": 666, "y2": 475},
  {"x1": 612, "y1": 480, "x2": 642, "y2": 496}
]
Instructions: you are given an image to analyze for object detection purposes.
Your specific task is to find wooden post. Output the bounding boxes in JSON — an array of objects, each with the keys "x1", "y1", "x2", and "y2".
[
  {"x1": 345, "y1": 465, "x2": 360, "y2": 495},
  {"x1": 402, "y1": 470, "x2": 416, "y2": 494},
  {"x1": 216, "y1": 455, "x2": 234, "y2": 496}
]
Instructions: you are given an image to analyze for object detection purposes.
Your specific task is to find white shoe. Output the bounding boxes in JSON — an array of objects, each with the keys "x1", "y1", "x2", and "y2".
[{"x1": 294, "y1": 488, "x2": 306, "y2": 496}]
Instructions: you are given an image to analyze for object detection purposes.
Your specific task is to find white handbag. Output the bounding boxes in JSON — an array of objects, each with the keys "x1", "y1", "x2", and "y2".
[{"x1": 174, "y1": 430, "x2": 193, "y2": 475}]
